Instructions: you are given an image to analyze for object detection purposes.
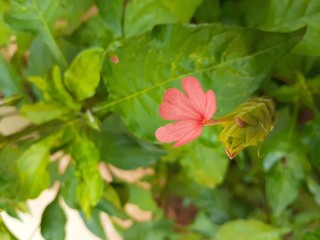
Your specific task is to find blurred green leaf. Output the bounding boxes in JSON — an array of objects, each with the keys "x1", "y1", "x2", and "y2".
[
  {"x1": 68, "y1": 136, "x2": 103, "y2": 216},
  {"x1": 67, "y1": 15, "x2": 114, "y2": 48},
  {"x1": 5, "y1": 0, "x2": 67, "y2": 65},
  {"x1": 180, "y1": 140, "x2": 228, "y2": 188},
  {"x1": 17, "y1": 136, "x2": 57, "y2": 198},
  {"x1": 0, "y1": 216, "x2": 17, "y2": 240},
  {"x1": 80, "y1": 208, "x2": 106, "y2": 240},
  {"x1": 129, "y1": 184, "x2": 158, "y2": 212},
  {"x1": 94, "y1": 0, "x2": 124, "y2": 38},
  {"x1": 123, "y1": 219, "x2": 176, "y2": 240},
  {"x1": 97, "y1": 185, "x2": 128, "y2": 219},
  {"x1": 0, "y1": 146, "x2": 24, "y2": 212},
  {"x1": 124, "y1": 0, "x2": 202, "y2": 36},
  {"x1": 244, "y1": 0, "x2": 320, "y2": 56},
  {"x1": 0, "y1": 1, "x2": 13, "y2": 46},
  {"x1": 27, "y1": 37, "x2": 55, "y2": 76},
  {"x1": 29, "y1": 66, "x2": 79, "y2": 109},
  {"x1": 93, "y1": 116, "x2": 164, "y2": 169},
  {"x1": 98, "y1": 24, "x2": 304, "y2": 141},
  {"x1": 40, "y1": 197, "x2": 67, "y2": 240},
  {"x1": 21, "y1": 102, "x2": 73, "y2": 124},
  {"x1": 58, "y1": 0, "x2": 93, "y2": 34},
  {"x1": 302, "y1": 114, "x2": 320, "y2": 170},
  {"x1": 306, "y1": 177, "x2": 320, "y2": 206},
  {"x1": 263, "y1": 134, "x2": 311, "y2": 215},
  {"x1": 0, "y1": 55, "x2": 24, "y2": 97},
  {"x1": 189, "y1": 211, "x2": 219, "y2": 238},
  {"x1": 215, "y1": 219, "x2": 288, "y2": 240},
  {"x1": 194, "y1": 0, "x2": 220, "y2": 23},
  {"x1": 64, "y1": 48, "x2": 104, "y2": 100}
]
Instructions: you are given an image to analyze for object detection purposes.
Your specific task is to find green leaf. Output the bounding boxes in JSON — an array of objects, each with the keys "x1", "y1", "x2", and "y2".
[
  {"x1": 64, "y1": 48, "x2": 104, "y2": 100},
  {"x1": 0, "y1": 216, "x2": 17, "y2": 240},
  {"x1": 129, "y1": 185, "x2": 158, "y2": 212},
  {"x1": 263, "y1": 134, "x2": 311, "y2": 215},
  {"x1": 80, "y1": 209, "x2": 106, "y2": 240},
  {"x1": 215, "y1": 219, "x2": 288, "y2": 240},
  {"x1": 0, "y1": 1, "x2": 13, "y2": 46},
  {"x1": 27, "y1": 37, "x2": 55, "y2": 76},
  {"x1": 97, "y1": 185, "x2": 128, "y2": 219},
  {"x1": 0, "y1": 146, "x2": 24, "y2": 211},
  {"x1": 58, "y1": 0, "x2": 93, "y2": 34},
  {"x1": 302, "y1": 114, "x2": 320, "y2": 170},
  {"x1": 123, "y1": 219, "x2": 175, "y2": 240},
  {"x1": 17, "y1": 136, "x2": 57, "y2": 198},
  {"x1": 244, "y1": 0, "x2": 320, "y2": 56},
  {"x1": 93, "y1": 116, "x2": 164, "y2": 169},
  {"x1": 67, "y1": 15, "x2": 114, "y2": 48},
  {"x1": 189, "y1": 211, "x2": 219, "y2": 238},
  {"x1": 0, "y1": 55, "x2": 24, "y2": 97},
  {"x1": 94, "y1": 0, "x2": 124, "y2": 38},
  {"x1": 5, "y1": 0, "x2": 67, "y2": 65},
  {"x1": 194, "y1": 0, "x2": 220, "y2": 23},
  {"x1": 21, "y1": 102, "x2": 73, "y2": 124},
  {"x1": 97, "y1": 24, "x2": 304, "y2": 140},
  {"x1": 124, "y1": 0, "x2": 202, "y2": 36},
  {"x1": 40, "y1": 197, "x2": 67, "y2": 240},
  {"x1": 28, "y1": 66, "x2": 80, "y2": 109},
  {"x1": 68, "y1": 136, "x2": 103, "y2": 216},
  {"x1": 180, "y1": 132, "x2": 229, "y2": 188}
]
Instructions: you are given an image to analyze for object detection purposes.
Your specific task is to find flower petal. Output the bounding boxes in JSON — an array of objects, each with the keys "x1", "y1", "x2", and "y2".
[
  {"x1": 155, "y1": 120, "x2": 201, "y2": 144},
  {"x1": 204, "y1": 90, "x2": 216, "y2": 120},
  {"x1": 173, "y1": 125, "x2": 203, "y2": 147},
  {"x1": 160, "y1": 88, "x2": 200, "y2": 120},
  {"x1": 182, "y1": 76, "x2": 206, "y2": 115},
  {"x1": 159, "y1": 102, "x2": 198, "y2": 121}
]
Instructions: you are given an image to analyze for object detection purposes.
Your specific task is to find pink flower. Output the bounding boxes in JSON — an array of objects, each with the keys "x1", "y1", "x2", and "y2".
[{"x1": 155, "y1": 76, "x2": 216, "y2": 147}]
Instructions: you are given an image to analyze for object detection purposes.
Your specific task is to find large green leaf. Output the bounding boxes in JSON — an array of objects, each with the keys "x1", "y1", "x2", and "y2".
[
  {"x1": 97, "y1": 24, "x2": 305, "y2": 140},
  {"x1": 40, "y1": 197, "x2": 67, "y2": 240},
  {"x1": 5, "y1": 0, "x2": 66, "y2": 65},
  {"x1": 215, "y1": 219, "x2": 288, "y2": 240},
  {"x1": 124, "y1": 0, "x2": 202, "y2": 36},
  {"x1": 64, "y1": 48, "x2": 104, "y2": 100},
  {"x1": 244, "y1": 0, "x2": 320, "y2": 56}
]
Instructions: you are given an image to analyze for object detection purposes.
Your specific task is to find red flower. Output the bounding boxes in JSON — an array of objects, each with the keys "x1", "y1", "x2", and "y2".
[{"x1": 155, "y1": 76, "x2": 216, "y2": 147}]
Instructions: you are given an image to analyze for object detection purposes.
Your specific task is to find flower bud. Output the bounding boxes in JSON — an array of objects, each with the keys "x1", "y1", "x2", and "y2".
[{"x1": 217, "y1": 98, "x2": 275, "y2": 159}]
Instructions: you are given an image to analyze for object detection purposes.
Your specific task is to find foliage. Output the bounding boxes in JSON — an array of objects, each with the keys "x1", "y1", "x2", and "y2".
[{"x1": 1, "y1": 0, "x2": 320, "y2": 239}]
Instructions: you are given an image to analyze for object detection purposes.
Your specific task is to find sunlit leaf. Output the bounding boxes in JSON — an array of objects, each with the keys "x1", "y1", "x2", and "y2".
[{"x1": 64, "y1": 48, "x2": 104, "y2": 100}]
